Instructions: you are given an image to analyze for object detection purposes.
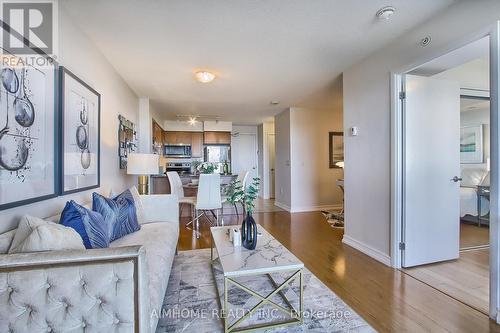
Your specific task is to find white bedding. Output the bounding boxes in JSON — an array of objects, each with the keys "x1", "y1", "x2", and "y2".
[{"x1": 460, "y1": 187, "x2": 489, "y2": 217}]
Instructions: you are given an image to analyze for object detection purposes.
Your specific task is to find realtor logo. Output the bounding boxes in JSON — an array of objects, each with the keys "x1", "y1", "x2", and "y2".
[{"x1": 1, "y1": 1, "x2": 55, "y2": 55}]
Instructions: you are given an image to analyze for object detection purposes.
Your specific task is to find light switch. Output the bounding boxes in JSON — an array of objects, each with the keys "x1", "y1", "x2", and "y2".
[{"x1": 350, "y1": 126, "x2": 359, "y2": 136}]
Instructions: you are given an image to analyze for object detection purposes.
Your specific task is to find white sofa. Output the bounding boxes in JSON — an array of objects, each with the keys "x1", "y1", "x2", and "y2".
[{"x1": 0, "y1": 194, "x2": 179, "y2": 333}]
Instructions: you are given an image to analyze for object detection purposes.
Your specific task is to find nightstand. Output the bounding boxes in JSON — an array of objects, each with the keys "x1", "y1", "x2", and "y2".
[{"x1": 477, "y1": 185, "x2": 490, "y2": 227}]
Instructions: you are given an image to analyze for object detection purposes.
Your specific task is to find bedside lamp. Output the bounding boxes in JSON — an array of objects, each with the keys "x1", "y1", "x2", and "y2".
[
  {"x1": 480, "y1": 158, "x2": 490, "y2": 187},
  {"x1": 127, "y1": 153, "x2": 159, "y2": 195}
]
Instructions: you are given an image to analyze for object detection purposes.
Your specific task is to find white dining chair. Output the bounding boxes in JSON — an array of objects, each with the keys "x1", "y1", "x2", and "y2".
[
  {"x1": 167, "y1": 172, "x2": 196, "y2": 227},
  {"x1": 194, "y1": 174, "x2": 222, "y2": 238}
]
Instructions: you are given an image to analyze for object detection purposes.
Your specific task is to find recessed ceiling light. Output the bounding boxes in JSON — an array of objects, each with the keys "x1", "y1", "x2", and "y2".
[
  {"x1": 270, "y1": 101, "x2": 280, "y2": 105},
  {"x1": 195, "y1": 71, "x2": 216, "y2": 83},
  {"x1": 376, "y1": 6, "x2": 395, "y2": 20}
]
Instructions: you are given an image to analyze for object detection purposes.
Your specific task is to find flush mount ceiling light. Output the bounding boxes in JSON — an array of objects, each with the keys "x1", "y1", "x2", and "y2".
[
  {"x1": 376, "y1": 6, "x2": 395, "y2": 20},
  {"x1": 195, "y1": 71, "x2": 216, "y2": 83}
]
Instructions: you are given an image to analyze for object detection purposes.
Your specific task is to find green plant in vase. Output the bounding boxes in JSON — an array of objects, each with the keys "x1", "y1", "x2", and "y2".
[
  {"x1": 197, "y1": 162, "x2": 218, "y2": 174},
  {"x1": 225, "y1": 177, "x2": 260, "y2": 249}
]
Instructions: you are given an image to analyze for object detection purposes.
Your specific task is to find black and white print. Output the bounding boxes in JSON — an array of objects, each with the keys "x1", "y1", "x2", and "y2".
[
  {"x1": 0, "y1": 50, "x2": 57, "y2": 209},
  {"x1": 60, "y1": 67, "x2": 100, "y2": 194}
]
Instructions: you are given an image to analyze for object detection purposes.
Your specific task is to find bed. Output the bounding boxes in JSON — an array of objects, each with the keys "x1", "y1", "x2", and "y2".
[{"x1": 460, "y1": 167, "x2": 489, "y2": 218}]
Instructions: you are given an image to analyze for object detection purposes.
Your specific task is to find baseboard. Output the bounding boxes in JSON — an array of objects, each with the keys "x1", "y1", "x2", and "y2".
[
  {"x1": 290, "y1": 204, "x2": 343, "y2": 213},
  {"x1": 342, "y1": 235, "x2": 391, "y2": 267},
  {"x1": 274, "y1": 202, "x2": 343, "y2": 213},
  {"x1": 274, "y1": 201, "x2": 291, "y2": 212}
]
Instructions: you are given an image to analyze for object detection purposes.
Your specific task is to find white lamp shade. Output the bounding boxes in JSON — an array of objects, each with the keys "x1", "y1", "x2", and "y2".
[{"x1": 127, "y1": 153, "x2": 159, "y2": 175}]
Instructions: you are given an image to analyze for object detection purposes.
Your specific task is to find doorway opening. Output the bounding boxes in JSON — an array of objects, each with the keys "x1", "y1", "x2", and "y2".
[{"x1": 397, "y1": 36, "x2": 491, "y2": 315}]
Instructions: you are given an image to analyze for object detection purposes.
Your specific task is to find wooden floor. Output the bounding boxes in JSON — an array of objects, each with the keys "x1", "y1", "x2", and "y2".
[
  {"x1": 404, "y1": 249, "x2": 489, "y2": 314},
  {"x1": 461, "y1": 222, "x2": 489, "y2": 249},
  {"x1": 177, "y1": 211, "x2": 500, "y2": 332}
]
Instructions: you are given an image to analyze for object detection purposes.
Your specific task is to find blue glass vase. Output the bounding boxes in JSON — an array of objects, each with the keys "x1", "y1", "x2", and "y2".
[{"x1": 241, "y1": 212, "x2": 257, "y2": 250}]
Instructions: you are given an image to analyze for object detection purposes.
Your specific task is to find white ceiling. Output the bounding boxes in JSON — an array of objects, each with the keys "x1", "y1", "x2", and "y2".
[
  {"x1": 61, "y1": 0, "x2": 455, "y2": 124},
  {"x1": 410, "y1": 37, "x2": 489, "y2": 77}
]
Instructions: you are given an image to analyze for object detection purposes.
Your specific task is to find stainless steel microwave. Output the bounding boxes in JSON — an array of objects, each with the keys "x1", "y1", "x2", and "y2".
[{"x1": 164, "y1": 145, "x2": 192, "y2": 158}]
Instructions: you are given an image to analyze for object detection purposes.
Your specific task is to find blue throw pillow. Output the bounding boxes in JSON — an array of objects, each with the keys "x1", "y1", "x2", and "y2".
[
  {"x1": 60, "y1": 201, "x2": 111, "y2": 249},
  {"x1": 92, "y1": 189, "x2": 141, "y2": 242}
]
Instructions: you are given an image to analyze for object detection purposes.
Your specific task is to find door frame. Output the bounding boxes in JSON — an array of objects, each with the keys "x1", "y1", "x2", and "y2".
[
  {"x1": 267, "y1": 133, "x2": 276, "y2": 199},
  {"x1": 390, "y1": 22, "x2": 500, "y2": 321}
]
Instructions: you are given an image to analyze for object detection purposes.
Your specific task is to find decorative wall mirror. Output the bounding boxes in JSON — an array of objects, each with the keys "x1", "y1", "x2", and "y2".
[{"x1": 329, "y1": 132, "x2": 344, "y2": 169}]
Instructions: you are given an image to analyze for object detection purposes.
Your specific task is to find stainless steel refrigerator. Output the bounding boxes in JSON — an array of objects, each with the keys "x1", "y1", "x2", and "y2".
[{"x1": 204, "y1": 145, "x2": 231, "y2": 173}]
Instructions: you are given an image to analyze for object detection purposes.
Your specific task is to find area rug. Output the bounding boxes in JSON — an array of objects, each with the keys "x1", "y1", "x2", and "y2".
[
  {"x1": 155, "y1": 249, "x2": 374, "y2": 333},
  {"x1": 321, "y1": 210, "x2": 344, "y2": 228}
]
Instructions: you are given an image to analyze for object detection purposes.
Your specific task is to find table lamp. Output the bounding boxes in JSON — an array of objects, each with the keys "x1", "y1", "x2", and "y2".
[
  {"x1": 480, "y1": 158, "x2": 490, "y2": 187},
  {"x1": 127, "y1": 153, "x2": 159, "y2": 194}
]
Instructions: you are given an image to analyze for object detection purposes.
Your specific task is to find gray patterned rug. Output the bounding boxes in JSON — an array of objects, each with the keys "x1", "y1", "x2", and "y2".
[{"x1": 155, "y1": 249, "x2": 374, "y2": 333}]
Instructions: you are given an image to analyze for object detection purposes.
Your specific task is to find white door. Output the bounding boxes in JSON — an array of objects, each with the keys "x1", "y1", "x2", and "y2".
[
  {"x1": 403, "y1": 74, "x2": 461, "y2": 267},
  {"x1": 232, "y1": 133, "x2": 258, "y2": 183},
  {"x1": 268, "y1": 134, "x2": 276, "y2": 198}
]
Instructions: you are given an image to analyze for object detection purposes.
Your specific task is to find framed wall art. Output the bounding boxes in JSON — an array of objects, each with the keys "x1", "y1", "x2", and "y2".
[
  {"x1": 460, "y1": 124, "x2": 483, "y2": 164},
  {"x1": 60, "y1": 66, "x2": 100, "y2": 194},
  {"x1": 329, "y1": 131, "x2": 344, "y2": 168},
  {"x1": 0, "y1": 48, "x2": 59, "y2": 210},
  {"x1": 118, "y1": 114, "x2": 137, "y2": 169}
]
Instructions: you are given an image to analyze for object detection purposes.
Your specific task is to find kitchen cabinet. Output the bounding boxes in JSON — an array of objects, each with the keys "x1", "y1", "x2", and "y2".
[
  {"x1": 191, "y1": 132, "x2": 203, "y2": 157},
  {"x1": 163, "y1": 131, "x2": 193, "y2": 145},
  {"x1": 204, "y1": 131, "x2": 231, "y2": 145},
  {"x1": 152, "y1": 120, "x2": 163, "y2": 146}
]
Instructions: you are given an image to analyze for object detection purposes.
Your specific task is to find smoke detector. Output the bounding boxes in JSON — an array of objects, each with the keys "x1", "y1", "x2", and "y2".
[{"x1": 376, "y1": 6, "x2": 396, "y2": 20}]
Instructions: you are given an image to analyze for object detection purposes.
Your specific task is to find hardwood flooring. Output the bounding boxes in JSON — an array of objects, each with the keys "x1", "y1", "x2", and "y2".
[
  {"x1": 177, "y1": 211, "x2": 500, "y2": 332},
  {"x1": 404, "y1": 249, "x2": 489, "y2": 315},
  {"x1": 461, "y1": 222, "x2": 489, "y2": 249}
]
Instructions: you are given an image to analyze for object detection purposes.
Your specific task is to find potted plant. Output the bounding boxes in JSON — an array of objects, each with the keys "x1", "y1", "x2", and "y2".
[
  {"x1": 197, "y1": 162, "x2": 218, "y2": 174},
  {"x1": 225, "y1": 177, "x2": 260, "y2": 249}
]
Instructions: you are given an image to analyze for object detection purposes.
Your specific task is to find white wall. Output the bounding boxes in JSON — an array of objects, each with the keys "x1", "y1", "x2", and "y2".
[
  {"x1": 274, "y1": 110, "x2": 292, "y2": 209},
  {"x1": 343, "y1": 0, "x2": 500, "y2": 260},
  {"x1": 138, "y1": 98, "x2": 151, "y2": 153},
  {"x1": 434, "y1": 58, "x2": 489, "y2": 91},
  {"x1": 0, "y1": 6, "x2": 139, "y2": 233},
  {"x1": 289, "y1": 107, "x2": 343, "y2": 211}
]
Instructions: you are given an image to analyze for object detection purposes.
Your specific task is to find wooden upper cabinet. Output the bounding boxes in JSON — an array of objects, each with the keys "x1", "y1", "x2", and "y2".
[
  {"x1": 176, "y1": 132, "x2": 192, "y2": 145},
  {"x1": 191, "y1": 132, "x2": 203, "y2": 157},
  {"x1": 163, "y1": 131, "x2": 177, "y2": 145},
  {"x1": 163, "y1": 131, "x2": 193, "y2": 145},
  {"x1": 152, "y1": 120, "x2": 164, "y2": 146},
  {"x1": 204, "y1": 131, "x2": 231, "y2": 145}
]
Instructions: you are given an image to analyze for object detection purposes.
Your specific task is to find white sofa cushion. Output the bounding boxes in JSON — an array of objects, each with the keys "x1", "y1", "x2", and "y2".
[
  {"x1": 109, "y1": 221, "x2": 179, "y2": 331},
  {"x1": 0, "y1": 229, "x2": 16, "y2": 254},
  {"x1": 8, "y1": 216, "x2": 85, "y2": 254}
]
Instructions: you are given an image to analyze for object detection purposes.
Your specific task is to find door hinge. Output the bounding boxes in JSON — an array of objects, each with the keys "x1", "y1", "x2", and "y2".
[
  {"x1": 399, "y1": 242, "x2": 406, "y2": 250},
  {"x1": 399, "y1": 91, "x2": 406, "y2": 100}
]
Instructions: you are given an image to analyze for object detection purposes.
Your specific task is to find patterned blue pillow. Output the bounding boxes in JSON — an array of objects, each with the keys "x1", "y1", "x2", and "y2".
[
  {"x1": 92, "y1": 190, "x2": 141, "y2": 242},
  {"x1": 60, "y1": 201, "x2": 111, "y2": 249}
]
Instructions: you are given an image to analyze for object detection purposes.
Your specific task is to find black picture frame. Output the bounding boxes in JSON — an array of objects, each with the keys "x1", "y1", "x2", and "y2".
[
  {"x1": 0, "y1": 50, "x2": 60, "y2": 211},
  {"x1": 59, "y1": 66, "x2": 101, "y2": 195}
]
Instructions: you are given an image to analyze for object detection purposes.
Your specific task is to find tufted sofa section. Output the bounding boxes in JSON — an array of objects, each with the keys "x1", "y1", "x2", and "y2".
[{"x1": 0, "y1": 194, "x2": 179, "y2": 333}]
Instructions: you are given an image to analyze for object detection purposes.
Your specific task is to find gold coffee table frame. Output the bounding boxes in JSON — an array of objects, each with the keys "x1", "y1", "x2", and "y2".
[{"x1": 210, "y1": 233, "x2": 304, "y2": 333}]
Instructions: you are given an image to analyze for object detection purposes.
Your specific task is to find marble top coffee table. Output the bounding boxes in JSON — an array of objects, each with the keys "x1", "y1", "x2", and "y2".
[{"x1": 210, "y1": 225, "x2": 304, "y2": 333}]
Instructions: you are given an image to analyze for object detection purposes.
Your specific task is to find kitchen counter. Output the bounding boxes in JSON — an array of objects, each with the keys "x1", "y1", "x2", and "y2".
[{"x1": 151, "y1": 173, "x2": 237, "y2": 194}]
